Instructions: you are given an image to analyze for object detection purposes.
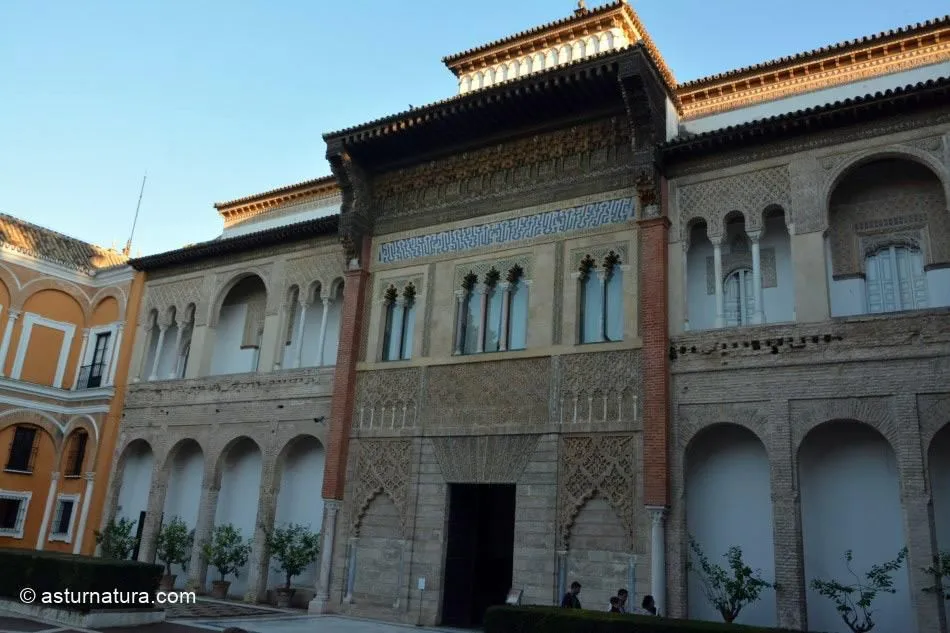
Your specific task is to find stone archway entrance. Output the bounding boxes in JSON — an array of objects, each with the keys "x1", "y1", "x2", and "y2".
[{"x1": 441, "y1": 483, "x2": 516, "y2": 628}]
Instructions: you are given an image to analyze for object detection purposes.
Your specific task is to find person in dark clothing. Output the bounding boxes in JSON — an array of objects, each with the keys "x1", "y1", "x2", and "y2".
[
  {"x1": 561, "y1": 581, "x2": 582, "y2": 608},
  {"x1": 608, "y1": 596, "x2": 622, "y2": 613},
  {"x1": 641, "y1": 594, "x2": 658, "y2": 615}
]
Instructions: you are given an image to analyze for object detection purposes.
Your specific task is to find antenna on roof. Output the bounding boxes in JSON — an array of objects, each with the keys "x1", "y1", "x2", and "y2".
[{"x1": 123, "y1": 172, "x2": 147, "y2": 257}]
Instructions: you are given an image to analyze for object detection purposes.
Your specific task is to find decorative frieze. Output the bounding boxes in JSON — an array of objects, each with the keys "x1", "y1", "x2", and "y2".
[
  {"x1": 144, "y1": 278, "x2": 203, "y2": 323},
  {"x1": 378, "y1": 197, "x2": 635, "y2": 265},
  {"x1": 430, "y1": 435, "x2": 539, "y2": 483},
  {"x1": 349, "y1": 440, "x2": 413, "y2": 538}
]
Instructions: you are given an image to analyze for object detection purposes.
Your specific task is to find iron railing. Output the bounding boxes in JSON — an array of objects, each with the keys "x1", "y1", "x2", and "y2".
[{"x1": 76, "y1": 362, "x2": 105, "y2": 389}]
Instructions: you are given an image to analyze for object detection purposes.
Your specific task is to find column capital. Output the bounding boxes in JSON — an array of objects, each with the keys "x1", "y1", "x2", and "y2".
[
  {"x1": 321, "y1": 296, "x2": 331, "y2": 307},
  {"x1": 51, "y1": 471, "x2": 61, "y2": 481},
  {"x1": 7, "y1": 309, "x2": 21, "y2": 320},
  {"x1": 324, "y1": 499, "x2": 342, "y2": 513},
  {"x1": 646, "y1": 505, "x2": 669, "y2": 526},
  {"x1": 747, "y1": 230, "x2": 763, "y2": 243},
  {"x1": 709, "y1": 233, "x2": 727, "y2": 247},
  {"x1": 83, "y1": 472, "x2": 95, "y2": 482},
  {"x1": 454, "y1": 289, "x2": 467, "y2": 301}
]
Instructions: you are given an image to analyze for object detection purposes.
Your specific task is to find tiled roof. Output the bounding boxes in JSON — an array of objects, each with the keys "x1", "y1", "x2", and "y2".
[
  {"x1": 659, "y1": 77, "x2": 950, "y2": 160},
  {"x1": 677, "y1": 15, "x2": 950, "y2": 89},
  {"x1": 129, "y1": 214, "x2": 340, "y2": 272},
  {"x1": 0, "y1": 213, "x2": 128, "y2": 274}
]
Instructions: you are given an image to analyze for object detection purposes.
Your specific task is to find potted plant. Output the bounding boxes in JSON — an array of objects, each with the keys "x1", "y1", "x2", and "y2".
[
  {"x1": 811, "y1": 547, "x2": 907, "y2": 633},
  {"x1": 200, "y1": 523, "x2": 251, "y2": 599},
  {"x1": 95, "y1": 512, "x2": 139, "y2": 560},
  {"x1": 265, "y1": 523, "x2": 321, "y2": 608},
  {"x1": 155, "y1": 517, "x2": 193, "y2": 591}
]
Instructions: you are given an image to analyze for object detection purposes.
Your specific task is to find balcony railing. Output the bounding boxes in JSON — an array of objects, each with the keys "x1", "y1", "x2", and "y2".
[{"x1": 76, "y1": 363, "x2": 105, "y2": 390}]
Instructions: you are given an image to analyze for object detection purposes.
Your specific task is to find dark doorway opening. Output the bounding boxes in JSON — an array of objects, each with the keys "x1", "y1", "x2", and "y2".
[{"x1": 441, "y1": 484, "x2": 516, "y2": 628}]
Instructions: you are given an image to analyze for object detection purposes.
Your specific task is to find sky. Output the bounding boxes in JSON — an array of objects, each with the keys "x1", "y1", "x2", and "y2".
[{"x1": 1, "y1": 1, "x2": 947, "y2": 257}]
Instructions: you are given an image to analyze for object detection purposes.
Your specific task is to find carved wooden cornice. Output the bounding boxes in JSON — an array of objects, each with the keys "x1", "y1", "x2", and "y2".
[
  {"x1": 214, "y1": 176, "x2": 340, "y2": 228},
  {"x1": 676, "y1": 17, "x2": 950, "y2": 119}
]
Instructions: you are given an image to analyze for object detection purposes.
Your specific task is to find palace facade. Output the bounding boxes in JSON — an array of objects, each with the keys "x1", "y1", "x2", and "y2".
[
  {"x1": 0, "y1": 213, "x2": 139, "y2": 557},
  {"x1": 91, "y1": 2, "x2": 950, "y2": 633}
]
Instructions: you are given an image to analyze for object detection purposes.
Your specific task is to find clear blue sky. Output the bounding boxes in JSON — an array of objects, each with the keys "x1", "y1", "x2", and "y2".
[{"x1": 1, "y1": 1, "x2": 946, "y2": 257}]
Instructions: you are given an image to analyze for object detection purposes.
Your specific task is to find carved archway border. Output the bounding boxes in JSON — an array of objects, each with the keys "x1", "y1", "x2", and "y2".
[{"x1": 349, "y1": 439, "x2": 412, "y2": 539}]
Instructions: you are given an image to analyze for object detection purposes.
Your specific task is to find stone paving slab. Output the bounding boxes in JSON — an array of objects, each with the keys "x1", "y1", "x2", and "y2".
[
  {"x1": 0, "y1": 616, "x2": 58, "y2": 632},
  {"x1": 162, "y1": 602, "x2": 290, "y2": 621},
  {"x1": 178, "y1": 615, "x2": 473, "y2": 633}
]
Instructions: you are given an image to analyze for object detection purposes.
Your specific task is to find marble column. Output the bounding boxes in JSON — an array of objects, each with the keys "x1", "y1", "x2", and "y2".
[
  {"x1": 343, "y1": 537, "x2": 358, "y2": 603},
  {"x1": 556, "y1": 550, "x2": 568, "y2": 605},
  {"x1": 71, "y1": 328, "x2": 90, "y2": 389},
  {"x1": 0, "y1": 309, "x2": 20, "y2": 377},
  {"x1": 293, "y1": 299, "x2": 310, "y2": 369},
  {"x1": 309, "y1": 499, "x2": 341, "y2": 614},
  {"x1": 168, "y1": 324, "x2": 185, "y2": 379},
  {"x1": 647, "y1": 506, "x2": 668, "y2": 617},
  {"x1": 453, "y1": 291, "x2": 466, "y2": 355},
  {"x1": 316, "y1": 297, "x2": 331, "y2": 366},
  {"x1": 72, "y1": 472, "x2": 95, "y2": 554},
  {"x1": 712, "y1": 238, "x2": 725, "y2": 328},
  {"x1": 749, "y1": 230, "x2": 764, "y2": 324},
  {"x1": 35, "y1": 472, "x2": 60, "y2": 550},
  {"x1": 148, "y1": 324, "x2": 168, "y2": 381},
  {"x1": 475, "y1": 286, "x2": 488, "y2": 353},
  {"x1": 498, "y1": 283, "x2": 511, "y2": 352}
]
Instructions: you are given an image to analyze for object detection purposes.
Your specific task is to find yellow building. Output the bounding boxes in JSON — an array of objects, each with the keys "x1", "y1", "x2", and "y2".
[{"x1": 0, "y1": 213, "x2": 142, "y2": 556}]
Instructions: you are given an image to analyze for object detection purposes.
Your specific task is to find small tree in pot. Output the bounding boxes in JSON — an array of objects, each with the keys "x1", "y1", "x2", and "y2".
[
  {"x1": 95, "y1": 512, "x2": 139, "y2": 560},
  {"x1": 201, "y1": 524, "x2": 251, "y2": 599},
  {"x1": 688, "y1": 536, "x2": 775, "y2": 623},
  {"x1": 156, "y1": 517, "x2": 194, "y2": 591},
  {"x1": 265, "y1": 523, "x2": 321, "y2": 608}
]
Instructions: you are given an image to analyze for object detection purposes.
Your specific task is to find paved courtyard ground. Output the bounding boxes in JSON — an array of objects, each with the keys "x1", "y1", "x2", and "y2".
[{"x1": 0, "y1": 599, "x2": 470, "y2": 633}]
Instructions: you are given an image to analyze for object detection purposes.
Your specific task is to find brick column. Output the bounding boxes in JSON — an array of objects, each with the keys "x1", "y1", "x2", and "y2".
[
  {"x1": 187, "y1": 483, "x2": 220, "y2": 592},
  {"x1": 311, "y1": 246, "x2": 371, "y2": 614},
  {"x1": 244, "y1": 461, "x2": 279, "y2": 603},
  {"x1": 637, "y1": 212, "x2": 671, "y2": 507},
  {"x1": 894, "y1": 394, "x2": 945, "y2": 633}
]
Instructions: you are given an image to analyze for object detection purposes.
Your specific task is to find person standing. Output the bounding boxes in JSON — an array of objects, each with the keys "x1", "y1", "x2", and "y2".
[{"x1": 560, "y1": 581, "x2": 582, "y2": 609}]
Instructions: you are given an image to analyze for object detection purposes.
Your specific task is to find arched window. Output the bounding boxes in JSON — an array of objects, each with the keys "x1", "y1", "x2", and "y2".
[
  {"x1": 865, "y1": 245, "x2": 928, "y2": 314},
  {"x1": 456, "y1": 265, "x2": 529, "y2": 355},
  {"x1": 382, "y1": 284, "x2": 416, "y2": 361},
  {"x1": 579, "y1": 252, "x2": 624, "y2": 343},
  {"x1": 65, "y1": 430, "x2": 88, "y2": 477},
  {"x1": 724, "y1": 268, "x2": 755, "y2": 326}
]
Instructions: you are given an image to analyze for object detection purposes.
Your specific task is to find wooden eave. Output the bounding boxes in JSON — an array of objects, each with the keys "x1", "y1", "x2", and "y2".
[
  {"x1": 324, "y1": 45, "x2": 660, "y2": 170},
  {"x1": 659, "y1": 77, "x2": 950, "y2": 165},
  {"x1": 129, "y1": 215, "x2": 340, "y2": 272}
]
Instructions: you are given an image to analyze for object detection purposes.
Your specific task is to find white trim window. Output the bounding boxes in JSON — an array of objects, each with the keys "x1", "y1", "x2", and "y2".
[
  {"x1": 578, "y1": 252, "x2": 624, "y2": 343},
  {"x1": 11, "y1": 313, "x2": 76, "y2": 388},
  {"x1": 866, "y1": 245, "x2": 929, "y2": 314},
  {"x1": 48, "y1": 493, "x2": 80, "y2": 542},
  {"x1": 724, "y1": 268, "x2": 755, "y2": 327},
  {"x1": 0, "y1": 490, "x2": 32, "y2": 538},
  {"x1": 381, "y1": 283, "x2": 416, "y2": 362},
  {"x1": 456, "y1": 265, "x2": 528, "y2": 355}
]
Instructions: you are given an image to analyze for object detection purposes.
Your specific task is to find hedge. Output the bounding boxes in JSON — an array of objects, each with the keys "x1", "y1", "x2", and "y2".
[
  {"x1": 0, "y1": 548, "x2": 163, "y2": 612},
  {"x1": 484, "y1": 606, "x2": 820, "y2": 633}
]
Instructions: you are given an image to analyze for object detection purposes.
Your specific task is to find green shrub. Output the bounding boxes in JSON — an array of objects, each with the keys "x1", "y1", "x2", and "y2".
[
  {"x1": 0, "y1": 548, "x2": 162, "y2": 612},
  {"x1": 484, "y1": 605, "x2": 817, "y2": 633}
]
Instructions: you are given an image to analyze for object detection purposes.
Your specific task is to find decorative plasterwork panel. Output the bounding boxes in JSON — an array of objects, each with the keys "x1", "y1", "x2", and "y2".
[
  {"x1": 677, "y1": 166, "x2": 790, "y2": 240},
  {"x1": 558, "y1": 435, "x2": 637, "y2": 550},
  {"x1": 430, "y1": 435, "x2": 539, "y2": 483},
  {"x1": 375, "y1": 274, "x2": 424, "y2": 301},
  {"x1": 355, "y1": 368, "x2": 421, "y2": 432},
  {"x1": 350, "y1": 439, "x2": 412, "y2": 538},
  {"x1": 144, "y1": 278, "x2": 203, "y2": 324},
  {"x1": 569, "y1": 242, "x2": 630, "y2": 270},
  {"x1": 453, "y1": 255, "x2": 533, "y2": 288},
  {"x1": 372, "y1": 117, "x2": 633, "y2": 220},
  {"x1": 378, "y1": 197, "x2": 634, "y2": 265},
  {"x1": 426, "y1": 358, "x2": 551, "y2": 428},
  {"x1": 284, "y1": 253, "x2": 346, "y2": 299},
  {"x1": 559, "y1": 350, "x2": 642, "y2": 426},
  {"x1": 705, "y1": 248, "x2": 777, "y2": 294}
]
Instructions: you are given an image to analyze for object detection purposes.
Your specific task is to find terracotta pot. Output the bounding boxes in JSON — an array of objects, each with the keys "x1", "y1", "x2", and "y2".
[
  {"x1": 159, "y1": 574, "x2": 177, "y2": 592},
  {"x1": 210, "y1": 580, "x2": 230, "y2": 600},
  {"x1": 275, "y1": 587, "x2": 295, "y2": 608}
]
